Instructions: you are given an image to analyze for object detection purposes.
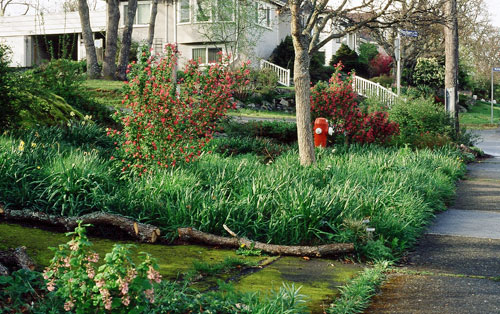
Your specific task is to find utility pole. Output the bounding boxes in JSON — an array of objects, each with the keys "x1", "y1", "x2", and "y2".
[
  {"x1": 395, "y1": 32, "x2": 401, "y2": 96},
  {"x1": 444, "y1": 0, "x2": 459, "y2": 134}
]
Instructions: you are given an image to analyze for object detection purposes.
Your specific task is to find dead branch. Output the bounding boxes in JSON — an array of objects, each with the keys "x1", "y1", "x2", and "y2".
[
  {"x1": 0, "y1": 208, "x2": 161, "y2": 243},
  {"x1": 178, "y1": 225, "x2": 354, "y2": 257}
]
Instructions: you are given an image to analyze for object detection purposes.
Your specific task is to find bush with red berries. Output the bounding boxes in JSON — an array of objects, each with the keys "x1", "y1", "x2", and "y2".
[{"x1": 110, "y1": 45, "x2": 249, "y2": 174}]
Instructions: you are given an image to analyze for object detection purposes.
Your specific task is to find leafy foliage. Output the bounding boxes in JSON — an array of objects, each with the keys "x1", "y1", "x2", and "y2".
[
  {"x1": 0, "y1": 269, "x2": 47, "y2": 313},
  {"x1": 269, "y1": 35, "x2": 334, "y2": 83},
  {"x1": 43, "y1": 222, "x2": 162, "y2": 313},
  {"x1": 0, "y1": 43, "x2": 18, "y2": 130},
  {"x1": 412, "y1": 57, "x2": 444, "y2": 90},
  {"x1": 389, "y1": 97, "x2": 456, "y2": 148},
  {"x1": 330, "y1": 44, "x2": 364, "y2": 75},
  {"x1": 358, "y1": 43, "x2": 379, "y2": 66}
]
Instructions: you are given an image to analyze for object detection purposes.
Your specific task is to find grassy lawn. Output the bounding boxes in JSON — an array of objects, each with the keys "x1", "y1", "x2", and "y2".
[
  {"x1": 228, "y1": 108, "x2": 295, "y2": 119},
  {"x1": 459, "y1": 101, "x2": 500, "y2": 129},
  {"x1": 83, "y1": 79, "x2": 126, "y2": 108}
]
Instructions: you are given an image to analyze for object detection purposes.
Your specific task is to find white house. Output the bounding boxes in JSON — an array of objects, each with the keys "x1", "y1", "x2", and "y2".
[
  {"x1": 116, "y1": 0, "x2": 291, "y2": 67},
  {"x1": 0, "y1": 0, "x2": 291, "y2": 68},
  {"x1": 0, "y1": 11, "x2": 106, "y2": 67}
]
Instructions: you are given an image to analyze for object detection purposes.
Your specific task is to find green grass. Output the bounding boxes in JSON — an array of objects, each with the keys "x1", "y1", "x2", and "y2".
[
  {"x1": 82, "y1": 79, "x2": 125, "y2": 108},
  {"x1": 83, "y1": 79, "x2": 126, "y2": 91},
  {"x1": 0, "y1": 124, "x2": 466, "y2": 260},
  {"x1": 229, "y1": 108, "x2": 296, "y2": 119},
  {"x1": 459, "y1": 101, "x2": 500, "y2": 128},
  {"x1": 328, "y1": 262, "x2": 388, "y2": 314}
]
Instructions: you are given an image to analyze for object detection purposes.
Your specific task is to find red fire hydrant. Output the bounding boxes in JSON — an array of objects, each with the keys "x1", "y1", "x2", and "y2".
[{"x1": 313, "y1": 118, "x2": 333, "y2": 147}]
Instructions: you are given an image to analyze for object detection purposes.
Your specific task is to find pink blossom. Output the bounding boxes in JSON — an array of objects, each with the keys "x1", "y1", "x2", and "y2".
[
  {"x1": 63, "y1": 300, "x2": 74, "y2": 311},
  {"x1": 47, "y1": 279, "x2": 56, "y2": 292}
]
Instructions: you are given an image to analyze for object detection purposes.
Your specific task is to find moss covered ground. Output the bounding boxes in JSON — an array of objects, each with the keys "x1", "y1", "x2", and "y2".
[{"x1": 0, "y1": 222, "x2": 361, "y2": 312}]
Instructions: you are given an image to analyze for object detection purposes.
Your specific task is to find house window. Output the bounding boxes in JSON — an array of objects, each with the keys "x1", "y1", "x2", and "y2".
[
  {"x1": 124, "y1": 3, "x2": 151, "y2": 25},
  {"x1": 179, "y1": 0, "x2": 190, "y2": 23},
  {"x1": 217, "y1": 0, "x2": 234, "y2": 22},
  {"x1": 254, "y1": 2, "x2": 271, "y2": 28},
  {"x1": 192, "y1": 47, "x2": 222, "y2": 64},
  {"x1": 195, "y1": 0, "x2": 211, "y2": 22},
  {"x1": 336, "y1": 37, "x2": 341, "y2": 43}
]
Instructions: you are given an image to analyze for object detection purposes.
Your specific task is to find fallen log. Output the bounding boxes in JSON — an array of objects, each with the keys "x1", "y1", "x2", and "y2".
[
  {"x1": 177, "y1": 225, "x2": 354, "y2": 257},
  {"x1": 0, "y1": 247, "x2": 35, "y2": 273},
  {"x1": 0, "y1": 208, "x2": 161, "y2": 243}
]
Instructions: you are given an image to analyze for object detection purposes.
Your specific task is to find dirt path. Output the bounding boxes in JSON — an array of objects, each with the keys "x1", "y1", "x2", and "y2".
[{"x1": 365, "y1": 130, "x2": 500, "y2": 314}]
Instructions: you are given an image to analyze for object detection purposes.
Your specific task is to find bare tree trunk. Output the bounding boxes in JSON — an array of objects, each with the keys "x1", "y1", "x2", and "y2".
[
  {"x1": 116, "y1": 0, "x2": 137, "y2": 81},
  {"x1": 291, "y1": 1, "x2": 316, "y2": 166},
  {"x1": 102, "y1": 0, "x2": 120, "y2": 80},
  {"x1": 77, "y1": 0, "x2": 100, "y2": 79},
  {"x1": 444, "y1": 0, "x2": 459, "y2": 133},
  {"x1": 147, "y1": 0, "x2": 159, "y2": 49}
]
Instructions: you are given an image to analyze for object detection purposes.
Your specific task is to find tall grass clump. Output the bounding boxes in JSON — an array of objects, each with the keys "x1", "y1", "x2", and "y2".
[{"x1": 0, "y1": 124, "x2": 465, "y2": 260}]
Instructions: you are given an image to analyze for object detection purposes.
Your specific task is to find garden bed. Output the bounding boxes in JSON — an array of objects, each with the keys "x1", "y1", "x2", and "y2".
[{"x1": 0, "y1": 123, "x2": 466, "y2": 260}]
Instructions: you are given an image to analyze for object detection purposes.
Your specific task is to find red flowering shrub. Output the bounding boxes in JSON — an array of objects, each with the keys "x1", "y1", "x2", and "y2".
[
  {"x1": 310, "y1": 63, "x2": 399, "y2": 144},
  {"x1": 110, "y1": 45, "x2": 249, "y2": 174},
  {"x1": 353, "y1": 111, "x2": 400, "y2": 144},
  {"x1": 369, "y1": 53, "x2": 393, "y2": 77}
]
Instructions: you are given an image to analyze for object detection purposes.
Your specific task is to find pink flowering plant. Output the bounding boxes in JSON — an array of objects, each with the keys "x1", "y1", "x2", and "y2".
[
  {"x1": 109, "y1": 44, "x2": 249, "y2": 175},
  {"x1": 43, "y1": 222, "x2": 161, "y2": 313}
]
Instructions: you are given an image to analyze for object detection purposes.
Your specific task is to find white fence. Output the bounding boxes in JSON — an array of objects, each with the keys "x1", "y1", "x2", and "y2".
[
  {"x1": 352, "y1": 76, "x2": 399, "y2": 107},
  {"x1": 260, "y1": 59, "x2": 291, "y2": 87}
]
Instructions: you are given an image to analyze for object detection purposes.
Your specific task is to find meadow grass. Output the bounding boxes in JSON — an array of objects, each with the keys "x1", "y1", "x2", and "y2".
[
  {"x1": 228, "y1": 108, "x2": 296, "y2": 120},
  {"x1": 459, "y1": 101, "x2": 500, "y2": 128},
  {"x1": 0, "y1": 124, "x2": 465, "y2": 259}
]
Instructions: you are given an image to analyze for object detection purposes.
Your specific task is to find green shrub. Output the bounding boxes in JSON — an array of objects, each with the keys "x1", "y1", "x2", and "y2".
[
  {"x1": 0, "y1": 43, "x2": 18, "y2": 130},
  {"x1": 330, "y1": 44, "x2": 365, "y2": 75},
  {"x1": 44, "y1": 223, "x2": 162, "y2": 313},
  {"x1": 358, "y1": 43, "x2": 379, "y2": 66},
  {"x1": 268, "y1": 35, "x2": 334, "y2": 83},
  {"x1": 412, "y1": 57, "x2": 444, "y2": 90},
  {"x1": 389, "y1": 97, "x2": 455, "y2": 147},
  {"x1": 0, "y1": 269, "x2": 48, "y2": 313},
  {"x1": 370, "y1": 75, "x2": 393, "y2": 88},
  {"x1": 28, "y1": 59, "x2": 86, "y2": 101}
]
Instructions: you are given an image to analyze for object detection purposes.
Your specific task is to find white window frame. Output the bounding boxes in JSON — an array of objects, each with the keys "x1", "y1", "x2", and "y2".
[
  {"x1": 254, "y1": 1, "x2": 273, "y2": 30},
  {"x1": 178, "y1": 0, "x2": 191, "y2": 24},
  {"x1": 177, "y1": 0, "x2": 236, "y2": 25},
  {"x1": 194, "y1": 0, "x2": 212, "y2": 23},
  {"x1": 123, "y1": 1, "x2": 152, "y2": 26},
  {"x1": 191, "y1": 46, "x2": 223, "y2": 65}
]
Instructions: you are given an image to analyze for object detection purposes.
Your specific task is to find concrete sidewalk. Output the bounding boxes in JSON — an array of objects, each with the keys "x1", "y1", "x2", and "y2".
[{"x1": 365, "y1": 130, "x2": 500, "y2": 314}]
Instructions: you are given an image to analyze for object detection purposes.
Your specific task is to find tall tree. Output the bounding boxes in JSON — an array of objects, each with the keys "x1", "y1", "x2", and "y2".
[
  {"x1": 102, "y1": 0, "x2": 120, "y2": 79},
  {"x1": 77, "y1": 0, "x2": 101, "y2": 78},
  {"x1": 288, "y1": 0, "x2": 394, "y2": 166},
  {"x1": 147, "y1": 0, "x2": 159, "y2": 49},
  {"x1": 444, "y1": 0, "x2": 458, "y2": 131},
  {"x1": 116, "y1": 0, "x2": 137, "y2": 80}
]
